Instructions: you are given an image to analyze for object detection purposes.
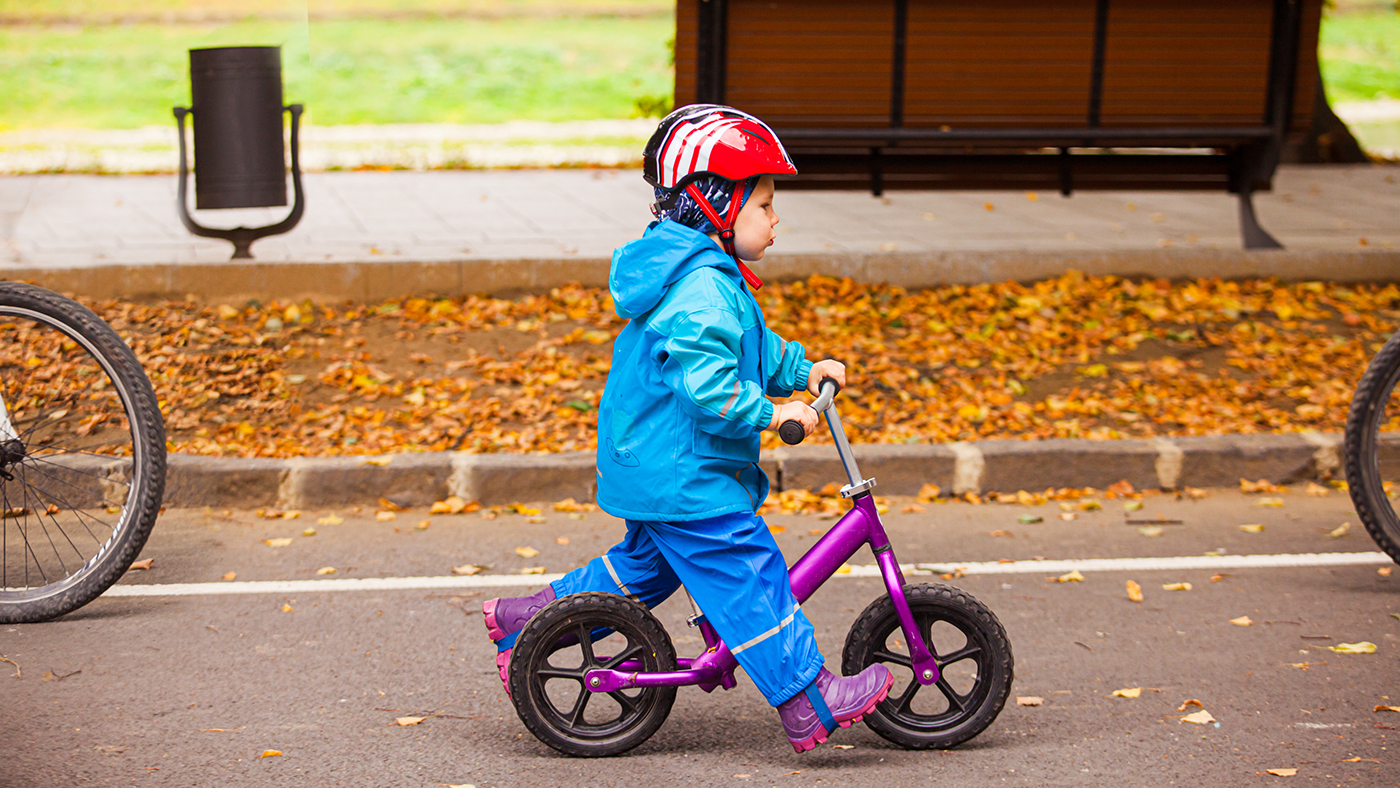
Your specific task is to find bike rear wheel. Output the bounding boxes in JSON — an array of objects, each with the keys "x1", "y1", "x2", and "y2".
[
  {"x1": 0, "y1": 283, "x2": 166, "y2": 623},
  {"x1": 509, "y1": 592, "x2": 676, "y2": 757},
  {"x1": 1344, "y1": 328, "x2": 1400, "y2": 564}
]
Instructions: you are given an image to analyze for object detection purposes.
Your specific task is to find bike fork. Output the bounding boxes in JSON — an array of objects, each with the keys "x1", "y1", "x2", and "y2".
[{"x1": 863, "y1": 498, "x2": 941, "y2": 686}]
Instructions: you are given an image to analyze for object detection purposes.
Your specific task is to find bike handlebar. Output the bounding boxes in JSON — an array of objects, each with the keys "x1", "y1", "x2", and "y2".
[{"x1": 779, "y1": 377, "x2": 841, "y2": 445}]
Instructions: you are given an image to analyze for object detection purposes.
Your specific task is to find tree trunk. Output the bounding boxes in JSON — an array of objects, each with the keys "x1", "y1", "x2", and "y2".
[{"x1": 1282, "y1": 62, "x2": 1371, "y2": 164}]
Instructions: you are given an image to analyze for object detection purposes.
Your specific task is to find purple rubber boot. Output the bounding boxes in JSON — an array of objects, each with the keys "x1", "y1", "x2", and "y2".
[
  {"x1": 777, "y1": 665, "x2": 894, "y2": 753},
  {"x1": 481, "y1": 585, "x2": 556, "y2": 697}
]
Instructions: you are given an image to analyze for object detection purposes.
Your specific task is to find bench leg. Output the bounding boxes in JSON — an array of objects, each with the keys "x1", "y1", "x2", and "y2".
[{"x1": 1237, "y1": 189, "x2": 1283, "y2": 250}]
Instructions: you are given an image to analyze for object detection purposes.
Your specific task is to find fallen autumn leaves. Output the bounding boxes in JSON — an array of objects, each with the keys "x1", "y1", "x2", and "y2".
[{"x1": 67, "y1": 273, "x2": 1398, "y2": 458}]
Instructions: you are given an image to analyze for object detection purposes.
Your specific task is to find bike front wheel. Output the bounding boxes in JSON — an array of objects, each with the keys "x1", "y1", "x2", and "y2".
[
  {"x1": 0, "y1": 283, "x2": 166, "y2": 623},
  {"x1": 842, "y1": 583, "x2": 1013, "y2": 750},
  {"x1": 1344, "y1": 328, "x2": 1400, "y2": 564}
]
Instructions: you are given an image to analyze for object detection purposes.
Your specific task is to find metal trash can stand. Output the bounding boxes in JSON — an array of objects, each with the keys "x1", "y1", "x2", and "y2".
[{"x1": 173, "y1": 45, "x2": 305, "y2": 259}]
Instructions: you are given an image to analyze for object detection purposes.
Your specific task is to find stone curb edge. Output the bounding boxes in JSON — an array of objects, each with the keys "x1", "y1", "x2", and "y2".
[
  {"x1": 161, "y1": 431, "x2": 1344, "y2": 508},
  {"x1": 10, "y1": 249, "x2": 1400, "y2": 302}
]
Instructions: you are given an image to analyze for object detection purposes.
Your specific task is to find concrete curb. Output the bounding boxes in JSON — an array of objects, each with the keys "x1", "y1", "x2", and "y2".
[
  {"x1": 10, "y1": 249, "x2": 1400, "y2": 302},
  {"x1": 161, "y1": 431, "x2": 1344, "y2": 508}
]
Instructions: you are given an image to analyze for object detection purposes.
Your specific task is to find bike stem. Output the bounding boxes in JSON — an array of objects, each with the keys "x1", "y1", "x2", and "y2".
[{"x1": 587, "y1": 385, "x2": 942, "y2": 695}]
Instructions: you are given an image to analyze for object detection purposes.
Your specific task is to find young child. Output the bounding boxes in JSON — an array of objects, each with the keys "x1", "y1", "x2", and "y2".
[{"x1": 483, "y1": 105, "x2": 892, "y2": 752}]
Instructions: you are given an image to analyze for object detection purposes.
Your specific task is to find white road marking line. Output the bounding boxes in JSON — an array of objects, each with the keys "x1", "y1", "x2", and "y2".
[
  {"x1": 1294, "y1": 722, "x2": 1354, "y2": 729},
  {"x1": 903, "y1": 551, "x2": 1391, "y2": 577},
  {"x1": 100, "y1": 551, "x2": 1392, "y2": 598}
]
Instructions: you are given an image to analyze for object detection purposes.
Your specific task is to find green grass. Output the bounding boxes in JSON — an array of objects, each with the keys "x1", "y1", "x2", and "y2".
[
  {"x1": 1319, "y1": 4, "x2": 1400, "y2": 103},
  {"x1": 0, "y1": 0, "x2": 669, "y2": 21},
  {"x1": 0, "y1": 15, "x2": 674, "y2": 130},
  {"x1": 1, "y1": 1, "x2": 1389, "y2": 133}
]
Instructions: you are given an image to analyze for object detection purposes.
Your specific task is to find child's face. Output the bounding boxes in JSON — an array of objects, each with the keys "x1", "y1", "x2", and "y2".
[{"x1": 730, "y1": 175, "x2": 778, "y2": 262}]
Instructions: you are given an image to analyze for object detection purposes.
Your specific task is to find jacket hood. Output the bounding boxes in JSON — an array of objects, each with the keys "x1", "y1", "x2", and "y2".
[{"x1": 610, "y1": 220, "x2": 740, "y2": 319}]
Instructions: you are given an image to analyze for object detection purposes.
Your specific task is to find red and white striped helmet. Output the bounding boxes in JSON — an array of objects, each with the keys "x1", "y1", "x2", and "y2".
[{"x1": 644, "y1": 104, "x2": 798, "y2": 192}]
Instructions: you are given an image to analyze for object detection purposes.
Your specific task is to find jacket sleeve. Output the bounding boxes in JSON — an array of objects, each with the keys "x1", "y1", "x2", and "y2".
[
  {"x1": 657, "y1": 308, "x2": 774, "y2": 438},
  {"x1": 763, "y1": 329, "x2": 814, "y2": 397}
]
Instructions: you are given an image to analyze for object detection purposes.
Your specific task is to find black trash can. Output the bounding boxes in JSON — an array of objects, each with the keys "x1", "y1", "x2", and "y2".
[
  {"x1": 173, "y1": 45, "x2": 305, "y2": 259},
  {"x1": 189, "y1": 46, "x2": 288, "y2": 210}
]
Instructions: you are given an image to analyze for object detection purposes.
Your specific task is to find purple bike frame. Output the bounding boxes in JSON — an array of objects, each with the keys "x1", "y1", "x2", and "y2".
[{"x1": 585, "y1": 381, "x2": 941, "y2": 696}]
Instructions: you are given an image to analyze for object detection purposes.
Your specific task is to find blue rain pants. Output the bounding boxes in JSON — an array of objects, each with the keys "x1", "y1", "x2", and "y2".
[{"x1": 550, "y1": 510, "x2": 824, "y2": 706}]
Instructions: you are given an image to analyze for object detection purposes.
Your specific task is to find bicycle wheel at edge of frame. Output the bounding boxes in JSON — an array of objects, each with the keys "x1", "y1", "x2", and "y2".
[
  {"x1": 1344, "y1": 327, "x2": 1400, "y2": 564},
  {"x1": 0, "y1": 282, "x2": 166, "y2": 624}
]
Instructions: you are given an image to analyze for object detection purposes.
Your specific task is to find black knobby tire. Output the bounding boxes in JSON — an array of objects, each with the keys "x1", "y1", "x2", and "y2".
[
  {"x1": 0, "y1": 283, "x2": 166, "y2": 623},
  {"x1": 508, "y1": 592, "x2": 677, "y2": 757},
  {"x1": 1344, "y1": 329, "x2": 1400, "y2": 564},
  {"x1": 842, "y1": 583, "x2": 1013, "y2": 750}
]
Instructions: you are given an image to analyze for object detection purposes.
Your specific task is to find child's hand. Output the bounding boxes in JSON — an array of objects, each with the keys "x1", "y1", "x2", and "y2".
[
  {"x1": 807, "y1": 359, "x2": 846, "y2": 396},
  {"x1": 768, "y1": 401, "x2": 819, "y2": 437}
]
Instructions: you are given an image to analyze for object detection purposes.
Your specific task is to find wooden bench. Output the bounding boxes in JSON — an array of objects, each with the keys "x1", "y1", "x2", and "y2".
[{"x1": 674, "y1": 0, "x2": 1322, "y2": 249}]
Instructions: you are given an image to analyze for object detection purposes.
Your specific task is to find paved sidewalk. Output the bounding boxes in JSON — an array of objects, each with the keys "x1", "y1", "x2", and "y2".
[{"x1": 2, "y1": 164, "x2": 1398, "y2": 298}]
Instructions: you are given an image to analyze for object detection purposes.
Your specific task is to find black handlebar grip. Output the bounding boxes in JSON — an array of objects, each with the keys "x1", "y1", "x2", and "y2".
[
  {"x1": 779, "y1": 419, "x2": 806, "y2": 445},
  {"x1": 820, "y1": 376, "x2": 841, "y2": 396}
]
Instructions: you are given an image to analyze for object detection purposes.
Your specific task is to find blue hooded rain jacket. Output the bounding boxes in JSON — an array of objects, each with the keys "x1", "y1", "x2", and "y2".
[{"x1": 596, "y1": 220, "x2": 813, "y2": 521}]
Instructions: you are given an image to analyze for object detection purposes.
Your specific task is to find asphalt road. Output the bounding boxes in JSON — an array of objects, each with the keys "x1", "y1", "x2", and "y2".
[{"x1": 2, "y1": 489, "x2": 1397, "y2": 787}]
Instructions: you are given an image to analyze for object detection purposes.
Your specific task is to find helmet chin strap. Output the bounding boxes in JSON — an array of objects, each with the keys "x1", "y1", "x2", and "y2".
[{"x1": 683, "y1": 181, "x2": 764, "y2": 290}]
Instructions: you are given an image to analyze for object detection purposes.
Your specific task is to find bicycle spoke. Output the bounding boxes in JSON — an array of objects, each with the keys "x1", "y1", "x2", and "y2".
[
  {"x1": 872, "y1": 648, "x2": 913, "y2": 668},
  {"x1": 4, "y1": 476, "x2": 47, "y2": 587},
  {"x1": 567, "y1": 685, "x2": 592, "y2": 727},
  {"x1": 893, "y1": 681, "x2": 921, "y2": 715},
  {"x1": 17, "y1": 463, "x2": 80, "y2": 572},
  {"x1": 537, "y1": 668, "x2": 583, "y2": 682},
  {"x1": 13, "y1": 468, "x2": 107, "y2": 548},
  {"x1": 26, "y1": 445, "x2": 135, "y2": 466},
  {"x1": 15, "y1": 400, "x2": 90, "y2": 443},
  {"x1": 23, "y1": 452, "x2": 132, "y2": 490},
  {"x1": 576, "y1": 624, "x2": 596, "y2": 665},
  {"x1": 936, "y1": 677, "x2": 967, "y2": 712},
  {"x1": 16, "y1": 458, "x2": 128, "y2": 515},
  {"x1": 937, "y1": 644, "x2": 982, "y2": 667},
  {"x1": 22, "y1": 469, "x2": 69, "y2": 578},
  {"x1": 603, "y1": 644, "x2": 646, "y2": 670},
  {"x1": 18, "y1": 456, "x2": 126, "y2": 515},
  {"x1": 608, "y1": 691, "x2": 639, "y2": 715}
]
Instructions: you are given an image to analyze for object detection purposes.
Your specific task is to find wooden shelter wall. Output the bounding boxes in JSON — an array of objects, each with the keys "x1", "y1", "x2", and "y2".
[
  {"x1": 903, "y1": 0, "x2": 1097, "y2": 128},
  {"x1": 725, "y1": 0, "x2": 895, "y2": 128},
  {"x1": 673, "y1": 0, "x2": 1322, "y2": 135},
  {"x1": 1099, "y1": 0, "x2": 1272, "y2": 127},
  {"x1": 675, "y1": 0, "x2": 698, "y2": 110}
]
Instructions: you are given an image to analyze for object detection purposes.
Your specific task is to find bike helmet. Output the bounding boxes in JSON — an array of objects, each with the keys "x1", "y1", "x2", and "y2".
[{"x1": 643, "y1": 104, "x2": 798, "y2": 288}]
